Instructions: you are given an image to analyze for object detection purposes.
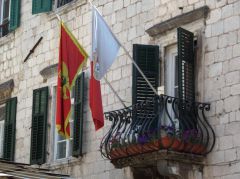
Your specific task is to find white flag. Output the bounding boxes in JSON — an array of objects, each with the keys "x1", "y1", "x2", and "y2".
[{"x1": 92, "y1": 6, "x2": 120, "y2": 80}]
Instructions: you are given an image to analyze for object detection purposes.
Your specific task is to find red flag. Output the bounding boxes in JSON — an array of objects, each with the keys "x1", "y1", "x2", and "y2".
[
  {"x1": 56, "y1": 22, "x2": 88, "y2": 138},
  {"x1": 89, "y1": 61, "x2": 104, "y2": 130}
]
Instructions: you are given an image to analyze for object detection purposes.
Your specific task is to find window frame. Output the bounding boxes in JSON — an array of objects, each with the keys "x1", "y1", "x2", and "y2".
[
  {"x1": 165, "y1": 45, "x2": 178, "y2": 98},
  {"x1": 52, "y1": 86, "x2": 74, "y2": 161},
  {"x1": 0, "y1": 105, "x2": 5, "y2": 158},
  {"x1": 54, "y1": 0, "x2": 73, "y2": 9},
  {"x1": 0, "y1": 0, "x2": 10, "y2": 37}
]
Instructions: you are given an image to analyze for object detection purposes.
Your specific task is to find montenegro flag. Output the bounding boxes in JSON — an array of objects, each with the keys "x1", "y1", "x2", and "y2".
[{"x1": 56, "y1": 22, "x2": 88, "y2": 138}]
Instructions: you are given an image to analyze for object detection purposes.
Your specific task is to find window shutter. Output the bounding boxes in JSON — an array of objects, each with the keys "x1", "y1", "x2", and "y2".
[
  {"x1": 32, "y1": 0, "x2": 52, "y2": 14},
  {"x1": 73, "y1": 73, "x2": 84, "y2": 157},
  {"x1": 177, "y1": 27, "x2": 195, "y2": 103},
  {"x1": 3, "y1": 97, "x2": 17, "y2": 161},
  {"x1": 9, "y1": 0, "x2": 21, "y2": 31},
  {"x1": 132, "y1": 44, "x2": 159, "y2": 120},
  {"x1": 30, "y1": 87, "x2": 48, "y2": 165}
]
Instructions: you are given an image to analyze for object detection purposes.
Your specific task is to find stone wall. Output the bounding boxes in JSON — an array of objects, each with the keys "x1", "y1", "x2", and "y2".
[{"x1": 0, "y1": 0, "x2": 239, "y2": 178}]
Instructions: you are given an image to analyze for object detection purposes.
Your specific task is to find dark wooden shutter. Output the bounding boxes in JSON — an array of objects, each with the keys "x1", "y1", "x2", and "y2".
[
  {"x1": 177, "y1": 27, "x2": 195, "y2": 103},
  {"x1": 177, "y1": 27, "x2": 196, "y2": 130},
  {"x1": 32, "y1": 0, "x2": 52, "y2": 14},
  {"x1": 3, "y1": 97, "x2": 17, "y2": 161},
  {"x1": 30, "y1": 87, "x2": 48, "y2": 164},
  {"x1": 73, "y1": 73, "x2": 84, "y2": 157},
  {"x1": 9, "y1": 0, "x2": 21, "y2": 31},
  {"x1": 132, "y1": 44, "x2": 159, "y2": 120}
]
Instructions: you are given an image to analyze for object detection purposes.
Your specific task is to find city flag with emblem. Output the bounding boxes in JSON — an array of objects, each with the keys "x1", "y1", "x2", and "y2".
[{"x1": 56, "y1": 22, "x2": 88, "y2": 138}]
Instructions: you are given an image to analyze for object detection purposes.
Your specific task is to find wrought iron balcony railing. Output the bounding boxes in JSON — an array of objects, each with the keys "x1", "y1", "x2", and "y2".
[{"x1": 100, "y1": 95, "x2": 215, "y2": 161}]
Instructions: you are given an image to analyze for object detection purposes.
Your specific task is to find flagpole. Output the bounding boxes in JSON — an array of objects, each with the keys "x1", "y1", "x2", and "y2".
[
  {"x1": 55, "y1": 13, "x2": 127, "y2": 108},
  {"x1": 104, "y1": 77, "x2": 127, "y2": 108},
  {"x1": 89, "y1": 1, "x2": 158, "y2": 96}
]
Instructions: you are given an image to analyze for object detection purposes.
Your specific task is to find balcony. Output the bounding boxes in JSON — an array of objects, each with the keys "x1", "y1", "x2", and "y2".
[{"x1": 100, "y1": 95, "x2": 215, "y2": 169}]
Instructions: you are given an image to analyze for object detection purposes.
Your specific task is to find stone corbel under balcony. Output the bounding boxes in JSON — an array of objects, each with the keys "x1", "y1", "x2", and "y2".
[
  {"x1": 100, "y1": 95, "x2": 215, "y2": 178},
  {"x1": 0, "y1": 79, "x2": 14, "y2": 104}
]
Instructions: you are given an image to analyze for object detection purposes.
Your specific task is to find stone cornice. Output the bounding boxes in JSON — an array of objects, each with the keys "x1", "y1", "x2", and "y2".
[
  {"x1": 146, "y1": 6, "x2": 209, "y2": 37},
  {"x1": 40, "y1": 64, "x2": 58, "y2": 80}
]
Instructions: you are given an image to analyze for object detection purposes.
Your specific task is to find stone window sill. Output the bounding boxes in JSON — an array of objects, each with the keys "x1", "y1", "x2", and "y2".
[
  {"x1": 0, "y1": 32, "x2": 14, "y2": 47},
  {"x1": 41, "y1": 156, "x2": 82, "y2": 170},
  {"x1": 48, "y1": 0, "x2": 87, "y2": 20}
]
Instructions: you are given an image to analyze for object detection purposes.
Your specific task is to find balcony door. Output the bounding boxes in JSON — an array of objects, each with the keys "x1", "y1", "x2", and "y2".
[{"x1": 165, "y1": 45, "x2": 179, "y2": 128}]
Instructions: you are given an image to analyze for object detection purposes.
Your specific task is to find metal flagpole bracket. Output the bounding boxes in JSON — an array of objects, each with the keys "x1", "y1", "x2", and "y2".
[{"x1": 23, "y1": 37, "x2": 43, "y2": 63}]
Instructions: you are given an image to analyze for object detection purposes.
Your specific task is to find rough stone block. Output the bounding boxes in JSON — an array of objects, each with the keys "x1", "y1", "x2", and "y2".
[
  {"x1": 212, "y1": 21, "x2": 224, "y2": 36},
  {"x1": 224, "y1": 16, "x2": 240, "y2": 33},
  {"x1": 233, "y1": 43, "x2": 240, "y2": 57},
  {"x1": 222, "y1": 4, "x2": 233, "y2": 19},
  {"x1": 224, "y1": 95, "x2": 240, "y2": 112},
  {"x1": 225, "y1": 71, "x2": 240, "y2": 86},
  {"x1": 220, "y1": 135, "x2": 233, "y2": 150},
  {"x1": 208, "y1": 62, "x2": 222, "y2": 77},
  {"x1": 207, "y1": 9, "x2": 221, "y2": 24}
]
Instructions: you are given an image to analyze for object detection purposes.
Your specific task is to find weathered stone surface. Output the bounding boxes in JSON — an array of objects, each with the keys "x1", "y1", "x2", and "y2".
[
  {"x1": 39, "y1": 64, "x2": 58, "y2": 80},
  {"x1": 0, "y1": 79, "x2": 14, "y2": 104},
  {"x1": 146, "y1": 6, "x2": 209, "y2": 36}
]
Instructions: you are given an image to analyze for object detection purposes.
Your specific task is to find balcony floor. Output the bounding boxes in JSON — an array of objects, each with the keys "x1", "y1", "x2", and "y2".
[{"x1": 111, "y1": 149, "x2": 204, "y2": 169}]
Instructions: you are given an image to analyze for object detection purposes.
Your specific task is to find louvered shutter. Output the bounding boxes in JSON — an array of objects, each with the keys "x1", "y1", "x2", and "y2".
[
  {"x1": 177, "y1": 27, "x2": 196, "y2": 130},
  {"x1": 9, "y1": 0, "x2": 21, "y2": 31},
  {"x1": 177, "y1": 27, "x2": 195, "y2": 103},
  {"x1": 30, "y1": 87, "x2": 48, "y2": 165},
  {"x1": 32, "y1": 0, "x2": 52, "y2": 14},
  {"x1": 132, "y1": 44, "x2": 159, "y2": 120},
  {"x1": 73, "y1": 73, "x2": 84, "y2": 157},
  {"x1": 3, "y1": 97, "x2": 17, "y2": 161}
]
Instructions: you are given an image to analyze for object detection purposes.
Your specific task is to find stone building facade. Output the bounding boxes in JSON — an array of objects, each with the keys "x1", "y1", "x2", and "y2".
[{"x1": 0, "y1": 0, "x2": 239, "y2": 178}]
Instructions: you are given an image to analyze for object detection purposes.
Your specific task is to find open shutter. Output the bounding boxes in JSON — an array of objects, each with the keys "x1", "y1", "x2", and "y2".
[
  {"x1": 132, "y1": 44, "x2": 159, "y2": 120},
  {"x1": 30, "y1": 87, "x2": 48, "y2": 165},
  {"x1": 73, "y1": 73, "x2": 84, "y2": 157},
  {"x1": 177, "y1": 27, "x2": 196, "y2": 130},
  {"x1": 32, "y1": 0, "x2": 52, "y2": 14},
  {"x1": 3, "y1": 97, "x2": 17, "y2": 161},
  {"x1": 177, "y1": 27, "x2": 195, "y2": 102},
  {"x1": 9, "y1": 0, "x2": 21, "y2": 31}
]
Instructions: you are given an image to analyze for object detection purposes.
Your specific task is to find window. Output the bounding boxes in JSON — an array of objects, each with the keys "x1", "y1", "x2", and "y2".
[
  {"x1": 0, "y1": 105, "x2": 5, "y2": 158},
  {"x1": 0, "y1": 0, "x2": 20, "y2": 37},
  {"x1": 165, "y1": 46, "x2": 178, "y2": 98},
  {"x1": 56, "y1": 0, "x2": 73, "y2": 8},
  {"x1": 32, "y1": 0, "x2": 73, "y2": 14},
  {"x1": 30, "y1": 87, "x2": 49, "y2": 165},
  {"x1": 0, "y1": 0, "x2": 10, "y2": 37},
  {"x1": 53, "y1": 73, "x2": 85, "y2": 161},
  {"x1": 53, "y1": 86, "x2": 74, "y2": 160}
]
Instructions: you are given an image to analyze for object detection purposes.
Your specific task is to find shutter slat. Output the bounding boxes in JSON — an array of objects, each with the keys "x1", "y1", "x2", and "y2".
[
  {"x1": 177, "y1": 27, "x2": 195, "y2": 103},
  {"x1": 132, "y1": 44, "x2": 159, "y2": 121},
  {"x1": 30, "y1": 87, "x2": 48, "y2": 164},
  {"x1": 73, "y1": 73, "x2": 85, "y2": 157},
  {"x1": 3, "y1": 97, "x2": 17, "y2": 161},
  {"x1": 9, "y1": 0, "x2": 21, "y2": 31}
]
